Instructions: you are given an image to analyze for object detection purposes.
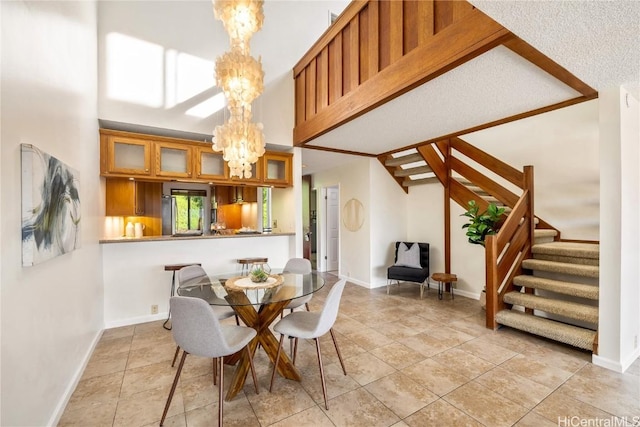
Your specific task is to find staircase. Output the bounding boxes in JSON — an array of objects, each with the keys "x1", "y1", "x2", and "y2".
[
  {"x1": 498, "y1": 236, "x2": 599, "y2": 351},
  {"x1": 380, "y1": 137, "x2": 600, "y2": 352},
  {"x1": 458, "y1": 178, "x2": 600, "y2": 352}
]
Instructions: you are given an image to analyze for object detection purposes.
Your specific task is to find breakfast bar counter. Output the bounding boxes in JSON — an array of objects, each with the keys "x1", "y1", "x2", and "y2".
[{"x1": 101, "y1": 232, "x2": 297, "y2": 328}]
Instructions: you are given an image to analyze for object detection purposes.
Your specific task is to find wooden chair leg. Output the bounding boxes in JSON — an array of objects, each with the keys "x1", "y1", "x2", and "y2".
[
  {"x1": 315, "y1": 338, "x2": 329, "y2": 410},
  {"x1": 171, "y1": 346, "x2": 180, "y2": 367},
  {"x1": 292, "y1": 338, "x2": 299, "y2": 365},
  {"x1": 330, "y1": 329, "x2": 347, "y2": 375},
  {"x1": 304, "y1": 302, "x2": 310, "y2": 311},
  {"x1": 161, "y1": 351, "x2": 187, "y2": 426},
  {"x1": 269, "y1": 335, "x2": 285, "y2": 392},
  {"x1": 246, "y1": 346, "x2": 259, "y2": 395},
  {"x1": 213, "y1": 358, "x2": 217, "y2": 385}
]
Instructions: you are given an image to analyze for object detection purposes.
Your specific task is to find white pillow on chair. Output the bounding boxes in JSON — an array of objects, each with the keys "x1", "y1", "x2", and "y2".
[{"x1": 394, "y1": 243, "x2": 422, "y2": 268}]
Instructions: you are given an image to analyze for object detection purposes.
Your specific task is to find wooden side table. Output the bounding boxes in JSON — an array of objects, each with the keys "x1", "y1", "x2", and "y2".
[
  {"x1": 163, "y1": 263, "x2": 201, "y2": 330},
  {"x1": 431, "y1": 273, "x2": 457, "y2": 300}
]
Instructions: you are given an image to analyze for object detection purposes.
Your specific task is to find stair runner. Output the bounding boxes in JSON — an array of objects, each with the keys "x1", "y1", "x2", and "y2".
[{"x1": 499, "y1": 238, "x2": 600, "y2": 351}]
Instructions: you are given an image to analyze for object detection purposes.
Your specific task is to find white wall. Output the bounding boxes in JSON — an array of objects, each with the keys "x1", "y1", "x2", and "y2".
[
  {"x1": 369, "y1": 160, "x2": 408, "y2": 287},
  {"x1": 312, "y1": 157, "x2": 371, "y2": 285},
  {"x1": 1, "y1": 2, "x2": 103, "y2": 426},
  {"x1": 97, "y1": 0, "x2": 350, "y2": 145},
  {"x1": 462, "y1": 100, "x2": 600, "y2": 240},
  {"x1": 595, "y1": 86, "x2": 640, "y2": 372}
]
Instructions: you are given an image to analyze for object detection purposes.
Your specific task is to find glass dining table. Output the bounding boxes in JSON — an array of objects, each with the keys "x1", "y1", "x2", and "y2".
[{"x1": 177, "y1": 270, "x2": 325, "y2": 401}]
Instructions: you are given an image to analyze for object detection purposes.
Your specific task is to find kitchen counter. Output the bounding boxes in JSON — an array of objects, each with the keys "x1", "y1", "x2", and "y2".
[
  {"x1": 101, "y1": 232, "x2": 298, "y2": 327},
  {"x1": 99, "y1": 232, "x2": 294, "y2": 244}
]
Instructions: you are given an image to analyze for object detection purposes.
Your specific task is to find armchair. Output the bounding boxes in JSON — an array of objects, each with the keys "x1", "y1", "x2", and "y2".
[{"x1": 387, "y1": 242, "x2": 430, "y2": 298}]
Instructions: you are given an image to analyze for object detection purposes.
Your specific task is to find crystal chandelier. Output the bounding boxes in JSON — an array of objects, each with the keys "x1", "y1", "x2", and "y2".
[{"x1": 212, "y1": 0, "x2": 266, "y2": 179}]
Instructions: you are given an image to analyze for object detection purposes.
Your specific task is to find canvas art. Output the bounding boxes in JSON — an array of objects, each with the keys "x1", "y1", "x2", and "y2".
[{"x1": 21, "y1": 144, "x2": 81, "y2": 266}]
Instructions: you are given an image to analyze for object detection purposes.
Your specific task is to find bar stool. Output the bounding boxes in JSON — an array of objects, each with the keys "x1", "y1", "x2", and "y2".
[
  {"x1": 163, "y1": 263, "x2": 201, "y2": 330},
  {"x1": 237, "y1": 257, "x2": 268, "y2": 276}
]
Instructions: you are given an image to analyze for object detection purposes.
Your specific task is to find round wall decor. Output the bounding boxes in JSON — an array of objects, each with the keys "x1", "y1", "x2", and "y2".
[{"x1": 342, "y1": 198, "x2": 364, "y2": 231}]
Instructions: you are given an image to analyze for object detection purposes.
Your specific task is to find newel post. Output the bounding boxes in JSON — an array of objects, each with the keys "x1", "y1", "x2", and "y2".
[
  {"x1": 485, "y1": 234, "x2": 499, "y2": 329},
  {"x1": 523, "y1": 166, "x2": 535, "y2": 259}
]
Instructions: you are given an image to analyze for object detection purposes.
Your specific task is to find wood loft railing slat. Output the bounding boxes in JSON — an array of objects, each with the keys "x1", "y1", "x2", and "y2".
[
  {"x1": 417, "y1": 0, "x2": 434, "y2": 45},
  {"x1": 403, "y1": 1, "x2": 418, "y2": 54},
  {"x1": 293, "y1": 0, "x2": 368, "y2": 76},
  {"x1": 295, "y1": 69, "x2": 306, "y2": 125},
  {"x1": 329, "y1": 35, "x2": 343, "y2": 104},
  {"x1": 367, "y1": 1, "x2": 379, "y2": 79},
  {"x1": 316, "y1": 48, "x2": 329, "y2": 111},
  {"x1": 390, "y1": 0, "x2": 404, "y2": 62},
  {"x1": 293, "y1": 7, "x2": 511, "y2": 145},
  {"x1": 349, "y1": 16, "x2": 360, "y2": 92},
  {"x1": 305, "y1": 61, "x2": 316, "y2": 120}
]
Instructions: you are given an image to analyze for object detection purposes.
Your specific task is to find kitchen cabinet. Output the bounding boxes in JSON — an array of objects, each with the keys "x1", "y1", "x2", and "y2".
[
  {"x1": 155, "y1": 142, "x2": 193, "y2": 178},
  {"x1": 262, "y1": 152, "x2": 292, "y2": 186},
  {"x1": 100, "y1": 129, "x2": 293, "y2": 187},
  {"x1": 227, "y1": 160, "x2": 262, "y2": 184},
  {"x1": 102, "y1": 135, "x2": 152, "y2": 176},
  {"x1": 105, "y1": 179, "x2": 147, "y2": 216},
  {"x1": 242, "y1": 187, "x2": 258, "y2": 203},
  {"x1": 195, "y1": 146, "x2": 227, "y2": 181}
]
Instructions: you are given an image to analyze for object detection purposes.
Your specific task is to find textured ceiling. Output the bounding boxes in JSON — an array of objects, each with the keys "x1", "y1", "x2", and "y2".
[
  {"x1": 302, "y1": 0, "x2": 640, "y2": 174},
  {"x1": 306, "y1": 46, "x2": 581, "y2": 155}
]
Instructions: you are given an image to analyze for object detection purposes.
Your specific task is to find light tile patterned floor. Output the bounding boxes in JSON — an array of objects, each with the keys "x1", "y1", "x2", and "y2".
[{"x1": 60, "y1": 273, "x2": 640, "y2": 426}]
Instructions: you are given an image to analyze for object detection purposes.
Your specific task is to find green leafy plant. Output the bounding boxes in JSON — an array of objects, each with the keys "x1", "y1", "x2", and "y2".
[
  {"x1": 250, "y1": 266, "x2": 269, "y2": 283},
  {"x1": 461, "y1": 200, "x2": 505, "y2": 246}
]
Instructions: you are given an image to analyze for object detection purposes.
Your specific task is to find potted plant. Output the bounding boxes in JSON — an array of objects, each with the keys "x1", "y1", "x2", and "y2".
[
  {"x1": 249, "y1": 265, "x2": 269, "y2": 283},
  {"x1": 461, "y1": 200, "x2": 505, "y2": 246},
  {"x1": 461, "y1": 200, "x2": 505, "y2": 308}
]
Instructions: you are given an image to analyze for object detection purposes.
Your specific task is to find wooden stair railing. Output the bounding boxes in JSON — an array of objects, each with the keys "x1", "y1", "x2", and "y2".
[{"x1": 382, "y1": 136, "x2": 563, "y2": 329}]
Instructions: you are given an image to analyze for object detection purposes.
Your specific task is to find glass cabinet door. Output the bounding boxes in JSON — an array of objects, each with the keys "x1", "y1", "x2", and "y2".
[
  {"x1": 195, "y1": 147, "x2": 227, "y2": 180},
  {"x1": 106, "y1": 137, "x2": 152, "y2": 176},
  {"x1": 155, "y1": 142, "x2": 193, "y2": 178},
  {"x1": 263, "y1": 153, "x2": 292, "y2": 186}
]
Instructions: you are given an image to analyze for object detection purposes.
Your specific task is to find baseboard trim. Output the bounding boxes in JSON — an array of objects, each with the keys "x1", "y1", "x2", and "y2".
[
  {"x1": 48, "y1": 329, "x2": 103, "y2": 427},
  {"x1": 338, "y1": 274, "x2": 372, "y2": 288},
  {"x1": 105, "y1": 312, "x2": 168, "y2": 329},
  {"x1": 592, "y1": 354, "x2": 625, "y2": 373}
]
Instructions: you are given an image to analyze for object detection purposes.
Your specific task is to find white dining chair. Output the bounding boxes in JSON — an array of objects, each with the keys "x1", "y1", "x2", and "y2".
[
  {"x1": 171, "y1": 265, "x2": 238, "y2": 368},
  {"x1": 282, "y1": 258, "x2": 313, "y2": 313},
  {"x1": 160, "y1": 296, "x2": 259, "y2": 427},
  {"x1": 269, "y1": 279, "x2": 347, "y2": 410}
]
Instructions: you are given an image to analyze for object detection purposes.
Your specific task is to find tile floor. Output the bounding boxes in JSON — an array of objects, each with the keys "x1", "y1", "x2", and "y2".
[{"x1": 60, "y1": 273, "x2": 640, "y2": 426}]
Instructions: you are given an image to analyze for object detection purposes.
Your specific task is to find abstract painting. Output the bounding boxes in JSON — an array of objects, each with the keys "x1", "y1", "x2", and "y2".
[{"x1": 21, "y1": 144, "x2": 81, "y2": 266}]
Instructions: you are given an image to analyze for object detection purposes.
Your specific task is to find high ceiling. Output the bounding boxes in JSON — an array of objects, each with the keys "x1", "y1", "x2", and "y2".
[{"x1": 301, "y1": 0, "x2": 640, "y2": 175}]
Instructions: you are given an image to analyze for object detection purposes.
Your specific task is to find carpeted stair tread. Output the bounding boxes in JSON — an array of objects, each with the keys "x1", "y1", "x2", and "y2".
[
  {"x1": 532, "y1": 253, "x2": 599, "y2": 266},
  {"x1": 496, "y1": 310, "x2": 596, "y2": 351},
  {"x1": 513, "y1": 275, "x2": 599, "y2": 300},
  {"x1": 504, "y1": 292, "x2": 598, "y2": 323},
  {"x1": 532, "y1": 242, "x2": 599, "y2": 260},
  {"x1": 522, "y1": 259, "x2": 599, "y2": 278},
  {"x1": 534, "y1": 229, "x2": 558, "y2": 244}
]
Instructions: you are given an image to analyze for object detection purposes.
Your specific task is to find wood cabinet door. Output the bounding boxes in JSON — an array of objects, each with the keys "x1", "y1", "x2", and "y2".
[
  {"x1": 226, "y1": 160, "x2": 263, "y2": 184},
  {"x1": 195, "y1": 146, "x2": 227, "y2": 181},
  {"x1": 105, "y1": 179, "x2": 145, "y2": 216},
  {"x1": 155, "y1": 142, "x2": 193, "y2": 178},
  {"x1": 106, "y1": 136, "x2": 152, "y2": 176},
  {"x1": 263, "y1": 153, "x2": 292, "y2": 186}
]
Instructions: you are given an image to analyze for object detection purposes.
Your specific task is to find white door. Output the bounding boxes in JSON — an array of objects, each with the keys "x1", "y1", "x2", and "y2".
[{"x1": 326, "y1": 186, "x2": 339, "y2": 271}]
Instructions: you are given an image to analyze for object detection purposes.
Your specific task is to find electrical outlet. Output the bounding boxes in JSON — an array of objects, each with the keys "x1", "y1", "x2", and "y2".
[
  {"x1": 273, "y1": 219, "x2": 278, "y2": 228},
  {"x1": 151, "y1": 304, "x2": 158, "y2": 315}
]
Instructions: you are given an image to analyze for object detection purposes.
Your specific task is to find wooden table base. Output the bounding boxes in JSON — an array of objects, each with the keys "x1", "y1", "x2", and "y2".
[{"x1": 223, "y1": 291, "x2": 301, "y2": 401}]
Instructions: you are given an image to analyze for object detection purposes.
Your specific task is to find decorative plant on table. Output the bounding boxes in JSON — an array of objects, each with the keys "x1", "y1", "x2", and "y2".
[
  {"x1": 249, "y1": 266, "x2": 269, "y2": 283},
  {"x1": 461, "y1": 200, "x2": 505, "y2": 246}
]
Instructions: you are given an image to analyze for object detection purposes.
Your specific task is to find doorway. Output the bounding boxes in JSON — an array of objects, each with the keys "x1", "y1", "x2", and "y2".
[{"x1": 326, "y1": 185, "x2": 339, "y2": 273}]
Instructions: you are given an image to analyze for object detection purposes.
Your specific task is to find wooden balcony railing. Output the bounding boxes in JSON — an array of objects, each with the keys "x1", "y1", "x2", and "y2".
[{"x1": 293, "y1": 0, "x2": 511, "y2": 145}]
